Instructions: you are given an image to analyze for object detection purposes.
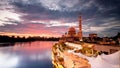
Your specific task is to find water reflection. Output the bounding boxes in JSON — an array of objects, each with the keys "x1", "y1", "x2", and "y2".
[{"x1": 0, "y1": 41, "x2": 55, "y2": 68}]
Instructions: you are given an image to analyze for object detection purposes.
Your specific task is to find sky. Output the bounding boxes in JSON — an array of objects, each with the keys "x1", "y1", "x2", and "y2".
[{"x1": 0, "y1": 0, "x2": 120, "y2": 37}]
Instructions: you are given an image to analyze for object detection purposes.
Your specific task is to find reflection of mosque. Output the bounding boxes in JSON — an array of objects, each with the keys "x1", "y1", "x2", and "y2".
[{"x1": 61, "y1": 16, "x2": 83, "y2": 42}]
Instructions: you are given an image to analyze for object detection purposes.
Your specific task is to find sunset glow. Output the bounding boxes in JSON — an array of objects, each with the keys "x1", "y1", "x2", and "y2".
[
  {"x1": 0, "y1": 0, "x2": 120, "y2": 37},
  {"x1": 0, "y1": 32, "x2": 61, "y2": 38}
]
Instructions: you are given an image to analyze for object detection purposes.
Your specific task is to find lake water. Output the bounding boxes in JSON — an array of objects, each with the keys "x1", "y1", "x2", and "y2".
[{"x1": 0, "y1": 41, "x2": 56, "y2": 68}]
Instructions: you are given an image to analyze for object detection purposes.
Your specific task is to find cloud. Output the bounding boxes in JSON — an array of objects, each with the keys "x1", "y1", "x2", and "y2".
[
  {"x1": 0, "y1": 0, "x2": 14, "y2": 10},
  {"x1": 0, "y1": 23, "x2": 63, "y2": 37},
  {"x1": 31, "y1": 20, "x2": 77, "y2": 27},
  {"x1": 0, "y1": 10, "x2": 21, "y2": 26},
  {"x1": 39, "y1": 0, "x2": 84, "y2": 11},
  {"x1": 0, "y1": 0, "x2": 120, "y2": 37}
]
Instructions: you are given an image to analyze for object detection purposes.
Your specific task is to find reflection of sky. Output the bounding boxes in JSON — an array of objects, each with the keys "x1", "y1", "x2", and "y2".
[{"x1": 0, "y1": 41, "x2": 55, "y2": 68}]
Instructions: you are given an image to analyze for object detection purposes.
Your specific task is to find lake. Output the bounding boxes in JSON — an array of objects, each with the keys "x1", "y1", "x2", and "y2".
[{"x1": 0, "y1": 41, "x2": 56, "y2": 68}]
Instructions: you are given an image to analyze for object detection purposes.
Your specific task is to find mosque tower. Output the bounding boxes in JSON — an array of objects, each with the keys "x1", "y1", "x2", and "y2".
[{"x1": 78, "y1": 15, "x2": 83, "y2": 41}]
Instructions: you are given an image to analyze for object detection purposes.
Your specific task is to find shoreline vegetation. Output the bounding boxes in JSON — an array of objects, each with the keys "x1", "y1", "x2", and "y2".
[{"x1": 0, "y1": 35, "x2": 60, "y2": 47}]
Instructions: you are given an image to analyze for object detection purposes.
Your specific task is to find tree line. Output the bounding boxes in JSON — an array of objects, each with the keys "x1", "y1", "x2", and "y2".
[{"x1": 0, "y1": 35, "x2": 60, "y2": 43}]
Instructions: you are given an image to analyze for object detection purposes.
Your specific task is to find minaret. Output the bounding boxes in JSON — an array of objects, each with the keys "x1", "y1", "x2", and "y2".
[{"x1": 78, "y1": 15, "x2": 83, "y2": 41}]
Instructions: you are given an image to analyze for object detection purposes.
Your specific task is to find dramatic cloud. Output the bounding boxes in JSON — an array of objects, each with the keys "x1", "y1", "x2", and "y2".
[
  {"x1": 0, "y1": 10, "x2": 21, "y2": 26},
  {"x1": 0, "y1": 0, "x2": 120, "y2": 37}
]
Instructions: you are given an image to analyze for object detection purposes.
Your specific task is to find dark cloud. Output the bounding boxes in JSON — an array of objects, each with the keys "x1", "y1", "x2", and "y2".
[
  {"x1": 0, "y1": 0, "x2": 120, "y2": 37},
  {"x1": 12, "y1": 1, "x2": 80, "y2": 22}
]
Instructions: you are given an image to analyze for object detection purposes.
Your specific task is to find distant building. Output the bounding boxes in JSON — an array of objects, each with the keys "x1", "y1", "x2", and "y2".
[
  {"x1": 98, "y1": 37, "x2": 116, "y2": 45},
  {"x1": 61, "y1": 15, "x2": 83, "y2": 42},
  {"x1": 89, "y1": 34, "x2": 97, "y2": 38},
  {"x1": 68, "y1": 27, "x2": 76, "y2": 37},
  {"x1": 78, "y1": 16, "x2": 83, "y2": 41},
  {"x1": 89, "y1": 33, "x2": 98, "y2": 43},
  {"x1": 60, "y1": 15, "x2": 120, "y2": 47}
]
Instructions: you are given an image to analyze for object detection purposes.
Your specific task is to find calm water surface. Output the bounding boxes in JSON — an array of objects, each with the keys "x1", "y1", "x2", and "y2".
[{"x1": 0, "y1": 41, "x2": 56, "y2": 68}]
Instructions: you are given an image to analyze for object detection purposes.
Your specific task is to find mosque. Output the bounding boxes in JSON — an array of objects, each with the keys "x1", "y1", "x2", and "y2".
[{"x1": 61, "y1": 15, "x2": 83, "y2": 42}]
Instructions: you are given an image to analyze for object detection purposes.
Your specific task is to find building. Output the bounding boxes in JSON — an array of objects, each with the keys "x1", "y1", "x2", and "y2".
[
  {"x1": 61, "y1": 15, "x2": 83, "y2": 42},
  {"x1": 89, "y1": 34, "x2": 97, "y2": 38},
  {"x1": 68, "y1": 27, "x2": 76, "y2": 37},
  {"x1": 89, "y1": 33, "x2": 98, "y2": 43},
  {"x1": 78, "y1": 16, "x2": 83, "y2": 41}
]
